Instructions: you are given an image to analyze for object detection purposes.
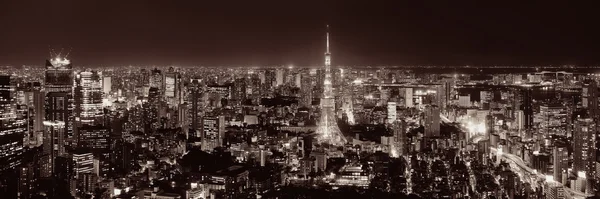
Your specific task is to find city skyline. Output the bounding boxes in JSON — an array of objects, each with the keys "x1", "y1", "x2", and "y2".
[
  {"x1": 2, "y1": 1, "x2": 600, "y2": 66},
  {"x1": 2, "y1": 1, "x2": 600, "y2": 199}
]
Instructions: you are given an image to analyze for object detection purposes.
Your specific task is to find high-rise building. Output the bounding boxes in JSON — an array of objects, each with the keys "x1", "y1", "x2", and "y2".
[
  {"x1": 201, "y1": 116, "x2": 225, "y2": 152},
  {"x1": 435, "y1": 84, "x2": 447, "y2": 111},
  {"x1": 77, "y1": 125, "x2": 110, "y2": 177},
  {"x1": 522, "y1": 87, "x2": 533, "y2": 130},
  {"x1": 424, "y1": 105, "x2": 440, "y2": 137},
  {"x1": 544, "y1": 181, "x2": 565, "y2": 199},
  {"x1": 532, "y1": 152, "x2": 550, "y2": 174},
  {"x1": 18, "y1": 159, "x2": 38, "y2": 199},
  {"x1": 0, "y1": 75, "x2": 24, "y2": 171},
  {"x1": 538, "y1": 104, "x2": 567, "y2": 136},
  {"x1": 32, "y1": 86, "x2": 45, "y2": 147},
  {"x1": 144, "y1": 87, "x2": 160, "y2": 132},
  {"x1": 387, "y1": 101, "x2": 397, "y2": 124},
  {"x1": 189, "y1": 79, "x2": 205, "y2": 138},
  {"x1": 553, "y1": 145, "x2": 568, "y2": 184},
  {"x1": 393, "y1": 120, "x2": 406, "y2": 157},
  {"x1": 72, "y1": 149, "x2": 94, "y2": 178},
  {"x1": 405, "y1": 88, "x2": 413, "y2": 108},
  {"x1": 45, "y1": 56, "x2": 74, "y2": 141},
  {"x1": 573, "y1": 118, "x2": 596, "y2": 180},
  {"x1": 74, "y1": 71, "x2": 103, "y2": 128},
  {"x1": 150, "y1": 68, "x2": 163, "y2": 90},
  {"x1": 164, "y1": 67, "x2": 179, "y2": 106},
  {"x1": 232, "y1": 78, "x2": 247, "y2": 105},
  {"x1": 102, "y1": 76, "x2": 111, "y2": 95},
  {"x1": 275, "y1": 69, "x2": 284, "y2": 87},
  {"x1": 41, "y1": 121, "x2": 66, "y2": 177},
  {"x1": 77, "y1": 125, "x2": 110, "y2": 151}
]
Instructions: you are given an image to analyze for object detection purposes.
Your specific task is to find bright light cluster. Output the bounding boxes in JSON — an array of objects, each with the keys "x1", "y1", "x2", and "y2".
[
  {"x1": 465, "y1": 121, "x2": 486, "y2": 135},
  {"x1": 50, "y1": 57, "x2": 71, "y2": 67}
]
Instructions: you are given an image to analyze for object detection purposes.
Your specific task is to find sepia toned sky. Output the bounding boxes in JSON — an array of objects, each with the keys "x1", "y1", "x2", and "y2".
[{"x1": 0, "y1": 0, "x2": 598, "y2": 66}]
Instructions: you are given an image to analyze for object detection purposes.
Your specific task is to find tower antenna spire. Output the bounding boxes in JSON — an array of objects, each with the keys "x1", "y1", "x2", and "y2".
[{"x1": 326, "y1": 25, "x2": 330, "y2": 54}]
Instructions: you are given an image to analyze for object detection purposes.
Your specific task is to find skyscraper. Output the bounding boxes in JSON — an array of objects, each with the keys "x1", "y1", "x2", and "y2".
[
  {"x1": 0, "y1": 75, "x2": 24, "y2": 171},
  {"x1": 553, "y1": 144, "x2": 568, "y2": 184},
  {"x1": 72, "y1": 149, "x2": 94, "y2": 178},
  {"x1": 77, "y1": 125, "x2": 110, "y2": 177},
  {"x1": 424, "y1": 105, "x2": 440, "y2": 137},
  {"x1": 201, "y1": 116, "x2": 225, "y2": 152},
  {"x1": 573, "y1": 118, "x2": 596, "y2": 182},
  {"x1": 45, "y1": 56, "x2": 74, "y2": 141},
  {"x1": 150, "y1": 68, "x2": 163, "y2": 90},
  {"x1": 189, "y1": 79, "x2": 205, "y2": 138},
  {"x1": 164, "y1": 67, "x2": 179, "y2": 106},
  {"x1": 522, "y1": 87, "x2": 533, "y2": 130},
  {"x1": 315, "y1": 25, "x2": 346, "y2": 146},
  {"x1": 74, "y1": 71, "x2": 103, "y2": 128},
  {"x1": 32, "y1": 85, "x2": 45, "y2": 147},
  {"x1": 41, "y1": 121, "x2": 66, "y2": 177},
  {"x1": 392, "y1": 120, "x2": 406, "y2": 158},
  {"x1": 387, "y1": 101, "x2": 397, "y2": 124},
  {"x1": 102, "y1": 76, "x2": 111, "y2": 95}
]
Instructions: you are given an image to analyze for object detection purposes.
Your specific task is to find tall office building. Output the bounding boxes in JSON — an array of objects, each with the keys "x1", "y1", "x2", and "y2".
[
  {"x1": 74, "y1": 71, "x2": 103, "y2": 127},
  {"x1": 582, "y1": 81, "x2": 598, "y2": 116},
  {"x1": 72, "y1": 149, "x2": 94, "y2": 178},
  {"x1": 45, "y1": 56, "x2": 74, "y2": 141},
  {"x1": 387, "y1": 101, "x2": 397, "y2": 124},
  {"x1": 0, "y1": 75, "x2": 24, "y2": 171},
  {"x1": 573, "y1": 118, "x2": 596, "y2": 181},
  {"x1": 392, "y1": 120, "x2": 406, "y2": 157},
  {"x1": 553, "y1": 145, "x2": 568, "y2": 184},
  {"x1": 582, "y1": 80, "x2": 600, "y2": 164},
  {"x1": 77, "y1": 125, "x2": 110, "y2": 177},
  {"x1": 150, "y1": 68, "x2": 163, "y2": 90},
  {"x1": 232, "y1": 78, "x2": 247, "y2": 105},
  {"x1": 201, "y1": 116, "x2": 225, "y2": 152},
  {"x1": 189, "y1": 79, "x2": 205, "y2": 138},
  {"x1": 424, "y1": 105, "x2": 440, "y2": 137},
  {"x1": 435, "y1": 84, "x2": 447, "y2": 111},
  {"x1": 144, "y1": 87, "x2": 160, "y2": 132},
  {"x1": 164, "y1": 67, "x2": 179, "y2": 106},
  {"x1": 41, "y1": 121, "x2": 66, "y2": 177},
  {"x1": 32, "y1": 86, "x2": 45, "y2": 147},
  {"x1": 522, "y1": 87, "x2": 533, "y2": 130},
  {"x1": 544, "y1": 181, "x2": 565, "y2": 199},
  {"x1": 275, "y1": 69, "x2": 284, "y2": 87},
  {"x1": 405, "y1": 88, "x2": 413, "y2": 108},
  {"x1": 18, "y1": 161, "x2": 37, "y2": 199},
  {"x1": 102, "y1": 76, "x2": 111, "y2": 95}
]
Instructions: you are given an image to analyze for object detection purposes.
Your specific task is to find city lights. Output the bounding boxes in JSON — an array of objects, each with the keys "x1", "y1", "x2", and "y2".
[{"x1": 1, "y1": 4, "x2": 597, "y2": 199}]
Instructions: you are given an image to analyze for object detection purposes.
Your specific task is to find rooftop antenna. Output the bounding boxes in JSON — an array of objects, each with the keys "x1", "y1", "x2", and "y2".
[
  {"x1": 57, "y1": 48, "x2": 64, "y2": 58},
  {"x1": 50, "y1": 48, "x2": 56, "y2": 58},
  {"x1": 64, "y1": 47, "x2": 72, "y2": 59}
]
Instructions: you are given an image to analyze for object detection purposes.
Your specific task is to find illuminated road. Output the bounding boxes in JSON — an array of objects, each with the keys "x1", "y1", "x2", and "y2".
[{"x1": 490, "y1": 148, "x2": 590, "y2": 199}]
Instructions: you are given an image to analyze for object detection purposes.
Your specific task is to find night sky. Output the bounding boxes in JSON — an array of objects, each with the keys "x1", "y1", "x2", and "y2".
[{"x1": 1, "y1": 1, "x2": 599, "y2": 66}]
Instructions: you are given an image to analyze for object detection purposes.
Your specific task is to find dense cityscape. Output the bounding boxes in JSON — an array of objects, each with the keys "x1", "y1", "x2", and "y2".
[{"x1": 1, "y1": 24, "x2": 600, "y2": 199}]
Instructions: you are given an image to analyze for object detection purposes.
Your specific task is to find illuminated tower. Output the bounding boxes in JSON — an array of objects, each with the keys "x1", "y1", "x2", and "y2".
[
  {"x1": 315, "y1": 25, "x2": 346, "y2": 146},
  {"x1": 45, "y1": 56, "x2": 74, "y2": 142},
  {"x1": 573, "y1": 117, "x2": 596, "y2": 193},
  {"x1": 74, "y1": 71, "x2": 103, "y2": 128},
  {"x1": 0, "y1": 75, "x2": 25, "y2": 172}
]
